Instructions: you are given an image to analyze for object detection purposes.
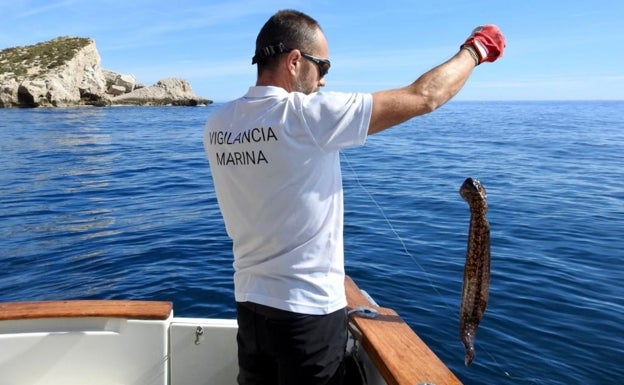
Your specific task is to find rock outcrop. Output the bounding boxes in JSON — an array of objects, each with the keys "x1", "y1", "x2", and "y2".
[
  {"x1": 112, "y1": 78, "x2": 204, "y2": 106},
  {"x1": 0, "y1": 37, "x2": 212, "y2": 108},
  {"x1": 103, "y1": 69, "x2": 140, "y2": 96}
]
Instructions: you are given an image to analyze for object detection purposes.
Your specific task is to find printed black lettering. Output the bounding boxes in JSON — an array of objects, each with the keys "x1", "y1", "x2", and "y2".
[
  {"x1": 251, "y1": 127, "x2": 262, "y2": 142},
  {"x1": 256, "y1": 150, "x2": 268, "y2": 164},
  {"x1": 208, "y1": 127, "x2": 278, "y2": 146},
  {"x1": 266, "y1": 127, "x2": 277, "y2": 141},
  {"x1": 214, "y1": 150, "x2": 269, "y2": 166}
]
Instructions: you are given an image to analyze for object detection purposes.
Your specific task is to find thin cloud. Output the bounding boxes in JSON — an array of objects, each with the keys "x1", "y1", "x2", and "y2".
[{"x1": 14, "y1": 0, "x2": 78, "y2": 19}]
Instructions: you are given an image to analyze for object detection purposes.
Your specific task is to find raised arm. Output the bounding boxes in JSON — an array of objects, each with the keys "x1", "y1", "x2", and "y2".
[{"x1": 368, "y1": 25, "x2": 506, "y2": 135}]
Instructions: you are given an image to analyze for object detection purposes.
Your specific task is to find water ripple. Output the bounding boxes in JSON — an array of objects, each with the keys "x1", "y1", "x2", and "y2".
[{"x1": 1, "y1": 102, "x2": 623, "y2": 385}]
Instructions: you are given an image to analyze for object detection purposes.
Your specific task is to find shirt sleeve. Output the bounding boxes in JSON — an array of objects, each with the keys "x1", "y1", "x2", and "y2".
[{"x1": 298, "y1": 91, "x2": 373, "y2": 152}]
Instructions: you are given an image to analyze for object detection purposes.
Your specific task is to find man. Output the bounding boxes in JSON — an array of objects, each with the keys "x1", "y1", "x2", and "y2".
[{"x1": 203, "y1": 9, "x2": 505, "y2": 385}]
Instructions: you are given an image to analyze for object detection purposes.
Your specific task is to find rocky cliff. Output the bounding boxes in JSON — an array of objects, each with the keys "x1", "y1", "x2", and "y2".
[{"x1": 0, "y1": 37, "x2": 212, "y2": 108}]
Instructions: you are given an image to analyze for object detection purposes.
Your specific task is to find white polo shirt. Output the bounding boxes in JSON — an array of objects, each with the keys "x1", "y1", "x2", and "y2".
[{"x1": 204, "y1": 86, "x2": 373, "y2": 314}]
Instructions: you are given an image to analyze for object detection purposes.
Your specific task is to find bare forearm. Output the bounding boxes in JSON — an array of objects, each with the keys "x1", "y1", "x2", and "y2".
[
  {"x1": 409, "y1": 48, "x2": 477, "y2": 112},
  {"x1": 368, "y1": 48, "x2": 476, "y2": 135}
]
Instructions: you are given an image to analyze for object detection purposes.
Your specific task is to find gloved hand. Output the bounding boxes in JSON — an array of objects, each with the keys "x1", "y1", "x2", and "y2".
[{"x1": 461, "y1": 25, "x2": 506, "y2": 65}]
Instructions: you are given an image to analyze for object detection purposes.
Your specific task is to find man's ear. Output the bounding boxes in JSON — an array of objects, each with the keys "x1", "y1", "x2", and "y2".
[{"x1": 286, "y1": 49, "x2": 302, "y2": 76}]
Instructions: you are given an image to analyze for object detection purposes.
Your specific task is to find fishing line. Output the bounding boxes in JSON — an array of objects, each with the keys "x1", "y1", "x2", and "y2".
[
  {"x1": 342, "y1": 152, "x2": 452, "y2": 309},
  {"x1": 343, "y1": 151, "x2": 531, "y2": 383}
]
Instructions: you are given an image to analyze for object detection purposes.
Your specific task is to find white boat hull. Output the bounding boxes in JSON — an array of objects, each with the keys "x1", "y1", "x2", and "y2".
[{"x1": 0, "y1": 277, "x2": 461, "y2": 385}]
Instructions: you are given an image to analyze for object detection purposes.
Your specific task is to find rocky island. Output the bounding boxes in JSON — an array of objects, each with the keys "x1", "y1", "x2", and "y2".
[{"x1": 0, "y1": 37, "x2": 212, "y2": 108}]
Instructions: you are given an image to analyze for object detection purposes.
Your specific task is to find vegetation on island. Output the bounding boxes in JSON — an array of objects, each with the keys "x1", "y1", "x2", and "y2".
[{"x1": 0, "y1": 36, "x2": 91, "y2": 80}]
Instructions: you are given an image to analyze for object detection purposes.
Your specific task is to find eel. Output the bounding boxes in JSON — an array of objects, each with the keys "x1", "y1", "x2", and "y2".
[{"x1": 459, "y1": 177, "x2": 491, "y2": 366}]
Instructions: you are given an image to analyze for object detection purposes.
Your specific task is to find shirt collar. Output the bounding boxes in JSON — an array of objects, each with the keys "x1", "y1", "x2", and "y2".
[{"x1": 244, "y1": 86, "x2": 289, "y2": 99}]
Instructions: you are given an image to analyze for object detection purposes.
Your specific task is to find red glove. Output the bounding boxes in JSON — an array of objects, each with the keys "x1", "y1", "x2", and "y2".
[{"x1": 461, "y1": 25, "x2": 506, "y2": 65}]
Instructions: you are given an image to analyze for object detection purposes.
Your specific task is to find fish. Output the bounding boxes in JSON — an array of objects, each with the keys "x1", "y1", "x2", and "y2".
[{"x1": 459, "y1": 177, "x2": 491, "y2": 366}]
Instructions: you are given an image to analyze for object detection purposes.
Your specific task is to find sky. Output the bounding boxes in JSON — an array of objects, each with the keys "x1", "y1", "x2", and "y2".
[{"x1": 1, "y1": 0, "x2": 623, "y2": 102}]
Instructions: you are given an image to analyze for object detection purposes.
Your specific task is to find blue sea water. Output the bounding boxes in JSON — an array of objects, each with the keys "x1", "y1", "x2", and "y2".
[{"x1": 1, "y1": 101, "x2": 623, "y2": 385}]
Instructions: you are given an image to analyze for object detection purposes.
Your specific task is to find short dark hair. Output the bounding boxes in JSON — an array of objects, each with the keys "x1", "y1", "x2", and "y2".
[{"x1": 253, "y1": 10, "x2": 322, "y2": 72}]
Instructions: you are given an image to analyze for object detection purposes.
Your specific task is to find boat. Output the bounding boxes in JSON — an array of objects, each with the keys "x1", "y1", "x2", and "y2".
[{"x1": 0, "y1": 276, "x2": 462, "y2": 385}]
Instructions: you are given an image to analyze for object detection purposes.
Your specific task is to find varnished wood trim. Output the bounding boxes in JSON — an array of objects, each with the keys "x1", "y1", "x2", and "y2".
[
  {"x1": 0, "y1": 300, "x2": 173, "y2": 321},
  {"x1": 345, "y1": 276, "x2": 462, "y2": 385}
]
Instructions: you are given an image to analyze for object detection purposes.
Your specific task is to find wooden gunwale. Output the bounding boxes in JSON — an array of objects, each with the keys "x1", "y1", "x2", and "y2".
[
  {"x1": 0, "y1": 300, "x2": 172, "y2": 321},
  {"x1": 345, "y1": 275, "x2": 462, "y2": 385}
]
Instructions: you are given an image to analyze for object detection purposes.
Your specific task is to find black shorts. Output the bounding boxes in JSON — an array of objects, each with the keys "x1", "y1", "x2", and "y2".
[{"x1": 236, "y1": 302, "x2": 348, "y2": 385}]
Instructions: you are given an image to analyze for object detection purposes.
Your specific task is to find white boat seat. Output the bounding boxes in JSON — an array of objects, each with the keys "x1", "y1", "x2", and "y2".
[{"x1": 0, "y1": 300, "x2": 172, "y2": 385}]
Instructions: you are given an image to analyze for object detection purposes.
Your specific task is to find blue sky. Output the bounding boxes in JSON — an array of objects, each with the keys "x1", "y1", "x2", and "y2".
[{"x1": 1, "y1": 0, "x2": 623, "y2": 102}]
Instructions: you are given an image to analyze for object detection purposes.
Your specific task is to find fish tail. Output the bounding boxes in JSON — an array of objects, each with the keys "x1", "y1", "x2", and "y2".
[
  {"x1": 461, "y1": 326, "x2": 476, "y2": 366},
  {"x1": 464, "y1": 345, "x2": 475, "y2": 366}
]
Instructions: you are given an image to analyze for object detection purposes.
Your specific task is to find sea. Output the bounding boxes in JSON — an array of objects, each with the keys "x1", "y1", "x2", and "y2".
[{"x1": 1, "y1": 101, "x2": 622, "y2": 385}]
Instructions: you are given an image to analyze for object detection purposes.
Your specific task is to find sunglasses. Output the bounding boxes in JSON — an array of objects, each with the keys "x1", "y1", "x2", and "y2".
[
  {"x1": 252, "y1": 43, "x2": 331, "y2": 77},
  {"x1": 300, "y1": 52, "x2": 331, "y2": 78}
]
